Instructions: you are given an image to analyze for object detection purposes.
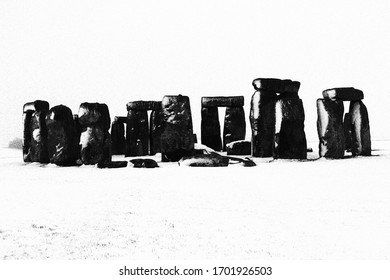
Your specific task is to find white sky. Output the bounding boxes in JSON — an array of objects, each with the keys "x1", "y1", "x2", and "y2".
[{"x1": 1, "y1": 0, "x2": 390, "y2": 146}]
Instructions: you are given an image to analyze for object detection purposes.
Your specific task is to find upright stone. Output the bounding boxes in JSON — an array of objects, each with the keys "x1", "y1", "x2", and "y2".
[
  {"x1": 223, "y1": 106, "x2": 246, "y2": 150},
  {"x1": 316, "y1": 99, "x2": 345, "y2": 158},
  {"x1": 343, "y1": 112, "x2": 352, "y2": 152},
  {"x1": 150, "y1": 102, "x2": 163, "y2": 155},
  {"x1": 78, "y1": 102, "x2": 111, "y2": 165},
  {"x1": 349, "y1": 101, "x2": 371, "y2": 156},
  {"x1": 111, "y1": 117, "x2": 126, "y2": 155},
  {"x1": 22, "y1": 100, "x2": 50, "y2": 163},
  {"x1": 45, "y1": 105, "x2": 78, "y2": 165},
  {"x1": 201, "y1": 106, "x2": 222, "y2": 151},
  {"x1": 125, "y1": 110, "x2": 149, "y2": 156},
  {"x1": 274, "y1": 99, "x2": 307, "y2": 159},
  {"x1": 161, "y1": 95, "x2": 194, "y2": 161},
  {"x1": 73, "y1": 114, "x2": 81, "y2": 161}
]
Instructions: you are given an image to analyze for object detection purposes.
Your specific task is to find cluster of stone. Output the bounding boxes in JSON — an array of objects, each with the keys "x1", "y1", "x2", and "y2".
[
  {"x1": 250, "y1": 78, "x2": 307, "y2": 159},
  {"x1": 317, "y1": 87, "x2": 371, "y2": 158},
  {"x1": 201, "y1": 96, "x2": 246, "y2": 152},
  {"x1": 124, "y1": 101, "x2": 163, "y2": 157}
]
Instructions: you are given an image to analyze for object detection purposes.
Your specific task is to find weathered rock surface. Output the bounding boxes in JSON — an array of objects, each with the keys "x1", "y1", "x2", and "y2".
[
  {"x1": 125, "y1": 110, "x2": 149, "y2": 156},
  {"x1": 252, "y1": 78, "x2": 300, "y2": 95},
  {"x1": 201, "y1": 96, "x2": 244, "y2": 108},
  {"x1": 97, "y1": 161, "x2": 128, "y2": 168},
  {"x1": 226, "y1": 140, "x2": 251, "y2": 155},
  {"x1": 316, "y1": 99, "x2": 345, "y2": 158},
  {"x1": 322, "y1": 87, "x2": 364, "y2": 101},
  {"x1": 126, "y1": 101, "x2": 161, "y2": 111},
  {"x1": 78, "y1": 102, "x2": 111, "y2": 131},
  {"x1": 223, "y1": 106, "x2": 246, "y2": 150},
  {"x1": 178, "y1": 153, "x2": 229, "y2": 167},
  {"x1": 349, "y1": 101, "x2": 371, "y2": 156},
  {"x1": 274, "y1": 99, "x2": 307, "y2": 159},
  {"x1": 343, "y1": 112, "x2": 352, "y2": 152},
  {"x1": 129, "y1": 158, "x2": 159, "y2": 168},
  {"x1": 201, "y1": 106, "x2": 222, "y2": 151},
  {"x1": 111, "y1": 117, "x2": 126, "y2": 155},
  {"x1": 150, "y1": 103, "x2": 163, "y2": 155},
  {"x1": 23, "y1": 100, "x2": 50, "y2": 113}
]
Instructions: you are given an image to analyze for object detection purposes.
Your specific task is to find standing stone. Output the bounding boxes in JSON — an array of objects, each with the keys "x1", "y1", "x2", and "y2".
[
  {"x1": 111, "y1": 117, "x2": 126, "y2": 155},
  {"x1": 349, "y1": 101, "x2": 371, "y2": 156},
  {"x1": 250, "y1": 90, "x2": 276, "y2": 157},
  {"x1": 125, "y1": 110, "x2": 149, "y2": 156},
  {"x1": 316, "y1": 99, "x2": 345, "y2": 158},
  {"x1": 73, "y1": 114, "x2": 81, "y2": 161},
  {"x1": 45, "y1": 105, "x2": 78, "y2": 166},
  {"x1": 160, "y1": 95, "x2": 194, "y2": 161},
  {"x1": 78, "y1": 102, "x2": 111, "y2": 165},
  {"x1": 23, "y1": 100, "x2": 50, "y2": 163},
  {"x1": 201, "y1": 106, "x2": 222, "y2": 151},
  {"x1": 150, "y1": 103, "x2": 163, "y2": 155},
  {"x1": 223, "y1": 106, "x2": 246, "y2": 150},
  {"x1": 343, "y1": 112, "x2": 352, "y2": 152},
  {"x1": 274, "y1": 99, "x2": 307, "y2": 159}
]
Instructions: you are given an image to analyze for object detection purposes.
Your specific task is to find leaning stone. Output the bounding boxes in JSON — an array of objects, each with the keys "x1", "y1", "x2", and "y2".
[
  {"x1": 97, "y1": 161, "x2": 128, "y2": 168},
  {"x1": 223, "y1": 106, "x2": 246, "y2": 150},
  {"x1": 316, "y1": 99, "x2": 345, "y2": 158},
  {"x1": 226, "y1": 140, "x2": 251, "y2": 155},
  {"x1": 201, "y1": 106, "x2": 222, "y2": 151},
  {"x1": 45, "y1": 105, "x2": 78, "y2": 165},
  {"x1": 349, "y1": 101, "x2": 371, "y2": 156},
  {"x1": 150, "y1": 103, "x2": 163, "y2": 155},
  {"x1": 343, "y1": 112, "x2": 352, "y2": 151},
  {"x1": 274, "y1": 99, "x2": 307, "y2": 159},
  {"x1": 178, "y1": 154, "x2": 229, "y2": 167},
  {"x1": 126, "y1": 110, "x2": 149, "y2": 156},
  {"x1": 78, "y1": 102, "x2": 111, "y2": 131},
  {"x1": 322, "y1": 87, "x2": 364, "y2": 101},
  {"x1": 129, "y1": 158, "x2": 159, "y2": 168},
  {"x1": 250, "y1": 90, "x2": 276, "y2": 157},
  {"x1": 201, "y1": 96, "x2": 244, "y2": 108},
  {"x1": 160, "y1": 95, "x2": 194, "y2": 161},
  {"x1": 111, "y1": 118, "x2": 126, "y2": 155},
  {"x1": 126, "y1": 101, "x2": 161, "y2": 111}
]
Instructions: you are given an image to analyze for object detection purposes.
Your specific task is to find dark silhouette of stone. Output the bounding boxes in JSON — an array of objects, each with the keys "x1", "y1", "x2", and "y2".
[
  {"x1": 274, "y1": 99, "x2": 307, "y2": 159},
  {"x1": 250, "y1": 90, "x2": 276, "y2": 157},
  {"x1": 179, "y1": 153, "x2": 229, "y2": 167},
  {"x1": 316, "y1": 99, "x2": 345, "y2": 158},
  {"x1": 73, "y1": 114, "x2": 81, "y2": 161},
  {"x1": 201, "y1": 96, "x2": 244, "y2": 108},
  {"x1": 150, "y1": 102, "x2": 163, "y2": 155},
  {"x1": 129, "y1": 158, "x2": 159, "y2": 168},
  {"x1": 322, "y1": 87, "x2": 364, "y2": 101},
  {"x1": 97, "y1": 161, "x2": 128, "y2": 168},
  {"x1": 111, "y1": 116, "x2": 126, "y2": 155},
  {"x1": 125, "y1": 110, "x2": 149, "y2": 156},
  {"x1": 201, "y1": 106, "x2": 222, "y2": 151},
  {"x1": 349, "y1": 101, "x2": 371, "y2": 156},
  {"x1": 252, "y1": 78, "x2": 300, "y2": 95},
  {"x1": 343, "y1": 112, "x2": 352, "y2": 152},
  {"x1": 45, "y1": 105, "x2": 78, "y2": 165},
  {"x1": 23, "y1": 100, "x2": 50, "y2": 163},
  {"x1": 126, "y1": 101, "x2": 161, "y2": 111},
  {"x1": 226, "y1": 140, "x2": 251, "y2": 155},
  {"x1": 78, "y1": 102, "x2": 110, "y2": 131},
  {"x1": 161, "y1": 95, "x2": 194, "y2": 161},
  {"x1": 223, "y1": 106, "x2": 246, "y2": 150}
]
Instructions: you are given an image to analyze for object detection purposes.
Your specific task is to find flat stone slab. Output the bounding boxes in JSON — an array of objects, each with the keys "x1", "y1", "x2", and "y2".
[
  {"x1": 252, "y1": 78, "x2": 300, "y2": 94},
  {"x1": 23, "y1": 100, "x2": 49, "y2": 113},
  {"x1": 226, "y1": 140, "x2": 251, "y2": 155},
  {"x1": 78, "y1": 102, "x2": 111, "y2": 131},
  {"x1": 126, "y1": 101, "x2": 161, "y2": 111},
  {"x1": 97, "y1": 161, "x2": 128, "y2": 168},
  {"x1": 129, "y1": 158, "x2": 159, "y2": 168},
  {"x1": 178, "y1": 154, "x2": 229, "y2": 167},
  {"x1": 201, "y1": 96, "x2": 244, "y2": 107},
  {"x1": 349, "y1": 101, "x2": 371, "y2": 156},
  {"x1": 114, "y1": 116, "x2": 127, "y2": 123},
  {"x1": 322, "y1": 87, "x2": 364, "y2": 101}
]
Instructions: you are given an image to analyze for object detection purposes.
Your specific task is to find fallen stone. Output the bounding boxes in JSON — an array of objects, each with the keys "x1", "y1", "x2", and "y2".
[
  {"x1": 226, "y1": 140, "x2": 251, "y2": 155},
  {"x1": 201, "y1": 96, "x2": 244, "y2": 108},
  {"x1": 316, "y1": 99, "x2": 345, "y2": 158},
  {"x1": 274, "y1": 99, "x2": 307, "y2": 159},
  {"x1": 161, "y1": 95, "x2": 194, "y2": 161},
  {"x1": 126, "y1": 101, "x2": 161, "y2": 111},
  {"x1": 126, "y1": 110, "x2": 149, "y2": 156},
  {"x1": 150, "y1": 103, "x2": 163, "y2": 155},
  {"x1": 111, "y1": 118, "x2": 126, "y2": 155},
  {"x1": 97, "y1": 161, "x2": 128, "y2": 168},
  {"x1": 78, "y1": 102, "x2": 111, "y2": 131},
  {"x1": 223, "y1": 106, "x2": 246, "y2": 150},
  {"x1": 349, "y1": 101, "x2": 371, "y2": 156},
  {"x1": 178, "y1": 153, "x2": 229, "y2": 167},
  {"x1": 343, "y1": 112, "x2": 352, "y2": 152},
  {"x1": 129, "y1": 158, "x2": 159, "y2": 168},
  {"x1": 322, "y1": 87, "x2": 364, "y2": 101},
  {"x1": 201, "y1": 106, "x2": 222, "y2": 151}
]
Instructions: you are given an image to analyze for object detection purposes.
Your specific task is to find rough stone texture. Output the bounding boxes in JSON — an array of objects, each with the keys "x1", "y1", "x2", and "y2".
[
  {"x1": 111, "y1": 118, "x2": 126, "y2": 155},
  {"x1": 73, "y1": 114, "x2": 81, "y2": 161},
  {"x1": 114, "y1": 116, "x2": 127, "y2": 123},
  {"x1": 150, "y1": 103, "x2": 163, "y2": 155},
  {"x1": 161, "y1": 95, "x2": 194, "y2": 162},
  {"x1": 322, "y1": 87, "x2": 364, "y2": 101},
  {"x1": 201, "y1": 106, "x2": 222, "y2": 151},
  {"x1": 201, "y1": 96, "x2": 244, "y2": 108},
  {"x1": 126, "y1": 101, "x2": 161, "y2": 111},
  {"x1": 78, "y1": 102, "x2": 111, "y2": 165},
  {"x1": 250, "y1": 90, "x2": 276, "y2": 157},
  {"x1": 274, "y1": 99, "x2": 307, "y2": 159},
  {"x1": 252, "y1": 78, "x2": 300, "y2": 95},
  {"x1": 349, "y1": 101, "x2": 371, "y2": 156},
  {"x1": 178, "y1": 154, "x2": 229, "y2": 167},
  {"x1": 316, "y1": 99, "x2": 345, "y2": 159},
  {"x1": 223, "y1": 106, "x2": 246, "y2": 150},
  {"x1": 23, "y1": 100, "x2": 50, "y2": 163},
  {"x1": 226, "y1": 140, "x2": 251, "y2": 155},
  {"x1": 125, "y1": 110, "x2": 149, "y2": 156},
  {"x1": 97, "y1": 161, "x2": 128, "y2": 168},
  {"x1": 129, "y1": 158, "x2": 159, "y2": 168},
  {"x1": 45, "y1": 105, "x2": 78, "y2": 165},
  {"x1": 343, "y1": 112, "x2": 352, "y2": 152}
]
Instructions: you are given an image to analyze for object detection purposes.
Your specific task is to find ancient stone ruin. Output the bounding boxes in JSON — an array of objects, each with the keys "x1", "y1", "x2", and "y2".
[{"x1": 317, "y1": 87, "x2": 371, "y2": 158}]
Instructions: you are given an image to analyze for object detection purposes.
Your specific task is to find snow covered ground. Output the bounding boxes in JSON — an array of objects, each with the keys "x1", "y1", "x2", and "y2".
[{"x1": 0, "y1": 141, "x2": 389, "y2": 260}]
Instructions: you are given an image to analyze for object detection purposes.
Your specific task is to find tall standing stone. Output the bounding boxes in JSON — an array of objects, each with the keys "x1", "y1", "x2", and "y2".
[
  {"x1": 150, "y1": 102, "x2": 163, "y2": 155},
  {"x1": 316, "y1": 99, "x2": 345, "y2": 158},
  {"x1": 349, "y1": 101, "x2": 371, "y2": 156},
  {"x1": 160, "y1": 95, "x2": 194, "y2": 161},
  {"x1": 223, "y1": 106, "x2": 246, "y2": 150},
  {"x1": 343, "y1": 112, "x2": 352, "y2": 152},
  {"x1": 111, "y1": 116, "x2": 126, "y2": 155},
  {"x1": 201, "y1": 106, "x2": 222, "y2": 151},
  {"x1": 125, "y1": 109, "x2": 149, "y2": 156}
]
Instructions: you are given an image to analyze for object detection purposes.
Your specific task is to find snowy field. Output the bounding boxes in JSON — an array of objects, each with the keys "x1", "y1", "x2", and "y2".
[{"x1": 0, "y1": 141, "x2": 389, "y2": 260}]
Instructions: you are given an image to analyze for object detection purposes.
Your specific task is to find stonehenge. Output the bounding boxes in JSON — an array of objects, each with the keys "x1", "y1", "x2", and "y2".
[{"x1": 111, "y1": 116, "x2": 126, "y2": 155}]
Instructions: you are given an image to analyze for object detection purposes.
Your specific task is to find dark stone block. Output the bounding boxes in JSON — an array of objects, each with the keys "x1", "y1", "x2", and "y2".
[
  {"x1": 343, "y1": 112, "x2": 352, "y2": 152},
  {"x1": 114, "y1": 116, "x2": 127, "y2": 123},
  {"x1": 178, "y1": 154, "x2": 229, "y2": 167},
  {"x1": 129, "y1": 158, "x2": 159, "y2": 168},
  {"x1": 150, "y1": 103, "x2": 163, "y2": 155},
  {"x1": 78, "y1": 102, "x2": 111, "y2": 131},
  {"x1": 161, "y1": 95, "x2": 194, "y2": 161},
  {"x1": 23, "y1": 100, "x2": 49, "y2": 113},
  {"x1": 73, "y1": 114, "x2": 81, "y2": 161},
  {"x1": 274, "y1": 99, "x2": 307, "y2": 159},
  {"x1": 349, "y1": 101, "x2": 371, "y2": 156},
  {"x1": 125, "y1": 110, "x2": 149, "y2": 156},
  {"x1": 316, "y1": 99, "x2": 345, "y2": 158},
  {"x1": 97, "y1": 161, "x2": 128, "y2": 168},
  {"x1": 45, "y1": 105, "x2": 78, "y2": 166},
  {"x1": 201, "y1": 106, "x2": 222, "y2": 151},
  {"x1": 111, "y1": 119, "x2": 126, "y2": 155},
  {"x1": 201, "y1": 96, "x2": 244, "y2": 108},
  {"x1": 223, "y1": 106, "x2": 246, "y2": 150},
  {"x1": 226, "y1": 140, "x2": 251, "y2": 155},
  {"x1": 322, "y1": 87, "x2": 364, "y2": 101},
  {"x1": 79, "y1": 127, "x2": 111, "y2": 165},
  {"x1": 126, "y1": 101, "x2": 161, "y2": 111},
  {"x1": 252, "y1": 78, "x2": 300, "y2": 95},
  {"x1": 250, "y1": 90, "x2": 276, "y2": 157}
]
